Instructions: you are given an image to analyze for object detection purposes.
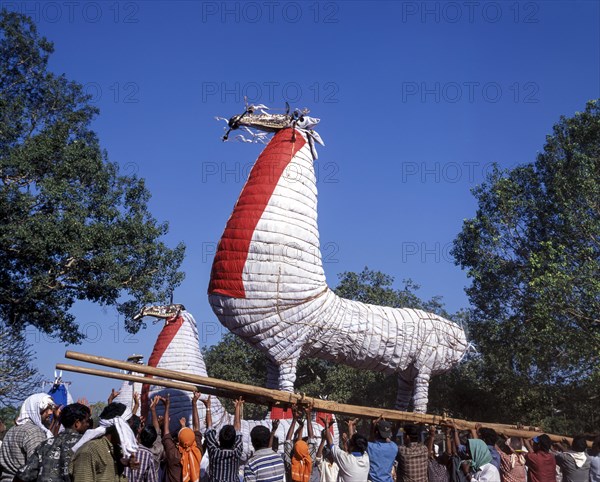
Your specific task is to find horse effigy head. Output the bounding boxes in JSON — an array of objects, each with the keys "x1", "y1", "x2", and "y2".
[
  {"x1": 220, "y1": 101, "x2": 323, "y2": 153},
  {"x1": 132, "y1": 303, "x2": 186, "y2": 323}
]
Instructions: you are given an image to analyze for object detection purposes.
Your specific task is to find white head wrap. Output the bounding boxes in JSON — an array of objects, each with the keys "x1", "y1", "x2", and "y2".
[
  {"x1": 16, "y1": 393, "x2": 55, "y2": 439},
  {"x1": 567, "y1": 451, "x2": 588, "y2": 468},
  {"x1": 71, "y1": 406, "x2": 138, "y2": 458}
]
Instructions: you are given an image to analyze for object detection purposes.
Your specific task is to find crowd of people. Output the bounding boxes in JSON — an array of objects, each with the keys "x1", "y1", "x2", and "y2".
[{"x1": 0, "y1": 390, "x2": 598, "y2": 482}]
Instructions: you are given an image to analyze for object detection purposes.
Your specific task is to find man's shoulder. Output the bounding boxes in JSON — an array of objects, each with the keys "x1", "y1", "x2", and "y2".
[
  {"x1": 77, "y1": 437, "x2": 109, "y2": 454},
  {"x1": 248, "y1": 449, "x2": 283, "y2": 464},
  {"x1": 399, "y1": 443, "x2": 428, "y2": 454},
  {"x1": 369, "y1": 440, "x2": 398, "y2": 451},
  {"x1": 9, "y1": 422, "x2": 44, "y2": 436}
]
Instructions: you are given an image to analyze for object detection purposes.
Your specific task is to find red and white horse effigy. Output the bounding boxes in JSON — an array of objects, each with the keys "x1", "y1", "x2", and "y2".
[
  {"x1": 116, "y1": 304, "x2": 337, "y2": 458},
  {"x1": 208, "y1": 105, "x2": 469, "y2": 413}
]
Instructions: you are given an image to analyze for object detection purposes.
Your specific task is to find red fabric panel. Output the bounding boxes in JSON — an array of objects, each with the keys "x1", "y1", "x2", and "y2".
[
  {"x1": 208, "y1": 129, "x2": 306, "y2": 298},
  {"x1": 141, "y1": 316, "x2": 183, "y2": 417},
  {"x1": 270, "y1": 407, "x2": 293, "y2": 420}
]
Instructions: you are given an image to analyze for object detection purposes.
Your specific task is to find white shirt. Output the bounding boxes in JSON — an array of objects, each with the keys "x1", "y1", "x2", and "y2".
[
  {"x1": 473, "y1": 463, "x2": 501, "y2": 482},
  {"x1": 315, "y1": 456, "x2": 340, "y2": 482},
  {"x1": 330, "y1": 445, "x2": 369, "y2": 482}
]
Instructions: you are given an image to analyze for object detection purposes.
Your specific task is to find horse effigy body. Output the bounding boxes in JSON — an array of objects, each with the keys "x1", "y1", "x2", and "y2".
[{"x1": 208, "y1": 109, "x2": 468, "y2": 413}]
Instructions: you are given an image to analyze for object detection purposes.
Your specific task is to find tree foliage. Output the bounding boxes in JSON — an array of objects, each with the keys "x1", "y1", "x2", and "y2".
[
  {"x1": 0, "y1": 321, "x2": 41, "y2": 407},
  {"x1": 452, "y1": 100, "x2": 600, "y2": 432},
  {"x1": 0, "y1": 11, "x2": 185, "y2": 343}
]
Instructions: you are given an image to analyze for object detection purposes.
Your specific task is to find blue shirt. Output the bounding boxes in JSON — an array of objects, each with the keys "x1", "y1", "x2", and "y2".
[{"x1": 367, "y1": 440, "x2": 398, "y2": 482}]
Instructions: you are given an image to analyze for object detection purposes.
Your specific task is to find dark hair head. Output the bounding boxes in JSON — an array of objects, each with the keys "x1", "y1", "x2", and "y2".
[
  {"x1": 59, "y1": 403, "x2": 91, "y2": 429},
  {"x1": 128, "y1": 415, "x2": 142, "y2": 435},
  {"x1": 479, "y1": 428, "x2": 498, "y2": 446},
  {"x1": 100, "y1": 402, "x2": 127, "y2": 420},
  {"x1": 140, "y1": 426, "x2": 157, "y2": 448},
  {"x1": 403, "y1": 424, "x2": 421, "y2": 441},
  {"x1": 250, "y1": 425, "x2": 271, "y2": 450},
  {"x1": 458, "y1": 430, "x2": 470, "y2": 446},
  {"x1": 572, "y1": 435, "x2": 588, "y2": 452},
  {"x1": 350, "y1": 433, "x2": 368, "y2": 454},
  {"x1": 219, "y1": 425, "x2": 236, "y2": 449},
  {"x1": 536, "y1": 434, "x2": 552, "y2": 452}
]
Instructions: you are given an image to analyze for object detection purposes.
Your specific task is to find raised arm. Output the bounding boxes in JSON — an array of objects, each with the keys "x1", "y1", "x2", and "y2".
[
  {"x1": 269, "y1": 419, "x2": 280, "y2": 449},
  {"x1": 150, "y1": 396, "x2": 161, "y2": 433},
  {"x1": 316, "y1": 434, "x2": 326, "y2": 458},
  {"x1": 132, "y1": 392, "x2": 140, "y2": 416},
  {"x1": 234, "y1": 397, "x2": 244, "y2": 432},
  {"x1": 370, "y1": 416, "x2": 382, "y2": 441},
  {"x1": 192, "y1": 391, "x2": 201, "y2": 432},
  {"x1": 49, "y1": 405, "x2": 62, "y2": 436},
  {"x1": 346, "y1": 418, "x2": 358, "y2": 438},
  {"x1": 322, "y1": 418, "x2": 333, "y2": 447},
  {"x1": 162, "y1": 394, "x2": 171, "y2": 435},
  {"x1": 470, "y1": 423, "x2": 481, "y2": 440},
  {"x1": 108, "y1": 388, "x2": 120, "y2": 404},
  {"x1": 444, "y1": 426, "x2": 454, "y2": 456},
  {"x1": 304, "y1": 404, "x2": 315, "y2": 440},
  {"x1": 523, "y1": 437, "x2": 533, "y2": 453},
  {"x1": 427, "y1": 426, "x2": 436, "y2": 458},
  {"x1": 286, "y1": 406, "x2": 299, "y2": 441},
  {"x1": 202, "y1": 396, "x2": 212, "y2": 429}
]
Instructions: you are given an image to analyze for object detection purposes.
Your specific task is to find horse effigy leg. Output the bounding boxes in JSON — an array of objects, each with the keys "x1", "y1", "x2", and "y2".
[
  {"x1": 266, "y1": 360, "x2": 280, "y2": 390},
  {"x1": 276, "y1": 356, "x2": 299, "y2": 392},
  {"x1": 396, "y1": 367, "x2": 416, "y2": 411},
  {"x1": 412, "y1": 369, "x2": 432, "y2": 413}
]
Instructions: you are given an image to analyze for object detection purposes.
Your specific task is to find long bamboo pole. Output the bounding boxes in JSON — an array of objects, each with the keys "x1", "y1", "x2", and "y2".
[
  {"x1": 63, "y1": 351, "x2": 571, "y2": 442},
  {"x1": 56, "y1": 363, "x2": 267, "y2": 404}
]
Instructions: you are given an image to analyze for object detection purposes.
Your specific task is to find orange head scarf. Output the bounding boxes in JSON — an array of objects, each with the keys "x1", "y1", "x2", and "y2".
[
  {"x1": 178, "y1": 428, "x2": 202, "y2": 482},
  {"x1": 291, "y1": 440, "x2": 312, "y2": 482}
]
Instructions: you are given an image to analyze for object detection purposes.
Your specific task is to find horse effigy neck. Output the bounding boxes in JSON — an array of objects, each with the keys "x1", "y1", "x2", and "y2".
[{"x1": 209, "y1": 128, "x2": 326, "y2": 300}]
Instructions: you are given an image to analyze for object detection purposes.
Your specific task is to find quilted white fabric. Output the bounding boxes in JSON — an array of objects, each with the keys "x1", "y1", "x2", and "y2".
[{"x1": 208, "y1": 128, "x2": 468, "y2": 413}]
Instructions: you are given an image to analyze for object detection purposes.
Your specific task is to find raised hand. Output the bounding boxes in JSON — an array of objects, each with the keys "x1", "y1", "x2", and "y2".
[
  {"x1": 346, "y1": 418, "x2": 359, "y2": 428},
  {"x1": 202, "y1": 395, "x2": 211, "y2": 408},
  {"x1": 271, "y1": 419, "x2": 280, "y2": 433},
  {"x1": 179, "y1": 417, "x2": 186, "y2": 428},
  {"x1": 108, "y1": 388, "x2": 120, "y2": 404},
  {"x1": 192, "y1": 391, "x2": 201, "y2": 404}
]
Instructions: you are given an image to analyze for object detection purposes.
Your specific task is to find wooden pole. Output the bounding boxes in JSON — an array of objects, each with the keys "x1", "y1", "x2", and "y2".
[
  {"x1": 63, "y1": 350, "x2": 571, "y2": 442},
  {"x1": 56, "y1": 363, "x2": 273, "y2": 405}
]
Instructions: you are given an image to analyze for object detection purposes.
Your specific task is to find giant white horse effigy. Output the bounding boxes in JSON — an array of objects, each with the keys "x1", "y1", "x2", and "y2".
[
  {"x1": 119, "y1": 304, "x2": 337, "y2": 458},
  {"x1": 208, "y1": 105, "x2": 468, "y2": 413}
]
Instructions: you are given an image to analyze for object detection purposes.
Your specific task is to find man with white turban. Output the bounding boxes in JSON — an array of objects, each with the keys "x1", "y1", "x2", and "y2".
[
  {"x1": 70, "y1": 402, "x2": 139, "y2": 481},
  {"x1": 0, "y1": 393, "x2": 55, "y2": 482}
]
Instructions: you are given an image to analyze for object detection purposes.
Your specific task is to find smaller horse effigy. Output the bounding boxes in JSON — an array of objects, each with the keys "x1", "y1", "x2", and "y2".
[{"x1": 131, "y1": 303, "x2": 338, "y2": 458}]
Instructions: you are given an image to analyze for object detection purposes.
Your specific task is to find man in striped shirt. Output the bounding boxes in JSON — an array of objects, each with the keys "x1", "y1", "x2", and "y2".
[
  {"x1": 124, "y1": 425, "x2": 159, "y2": 482},
  {"x1": 244, "y1": 425, "x2": 285, "y2": 482},
  {"x1": 204, "y1": 396, "x2": 244, "y2": 482}
]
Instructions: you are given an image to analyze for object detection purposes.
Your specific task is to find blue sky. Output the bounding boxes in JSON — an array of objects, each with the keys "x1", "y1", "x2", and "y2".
[{"x1": 9, "y1": 0, "x2": 599, "y2": 403}]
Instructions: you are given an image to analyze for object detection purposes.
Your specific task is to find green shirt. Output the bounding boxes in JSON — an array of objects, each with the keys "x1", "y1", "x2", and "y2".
[{"x1": 70, "y1": 437, "x2": 127, "y2": 482}]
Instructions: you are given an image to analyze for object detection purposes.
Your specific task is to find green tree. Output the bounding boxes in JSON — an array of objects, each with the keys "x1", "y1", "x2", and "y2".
[
  {"x1": 0, "y1": 321, "x2": 41, "y2": 406},
  {"x1": 0, "y1": 11, "x2": 185, "y2": 343},
  {"x1": 452, "y1": 100, "x2": 600, "y2": 432}
]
